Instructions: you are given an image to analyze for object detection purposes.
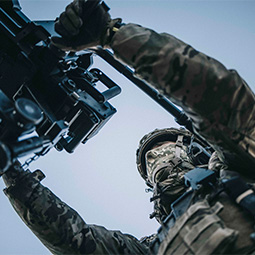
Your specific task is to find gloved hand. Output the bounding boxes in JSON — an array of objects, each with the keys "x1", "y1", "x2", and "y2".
[
  {"x1": 2, "y1": 161, "x2": 29, "y2": 188},
  {"x1": 52, "y1": 0, "x2": 121, "y2": 51}
]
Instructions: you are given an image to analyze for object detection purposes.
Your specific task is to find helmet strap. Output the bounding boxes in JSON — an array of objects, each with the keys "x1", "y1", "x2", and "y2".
[{"x1": 175, "y1": 134, "x2": 184, "y2": 158}]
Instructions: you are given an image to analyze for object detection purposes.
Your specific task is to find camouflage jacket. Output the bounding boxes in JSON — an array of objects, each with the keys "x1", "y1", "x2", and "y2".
[
  {"x1": 4, "y1": 23, "x2": 255, "y2": 254},
  {"x1": 3, "y1": 169, "x2": 149, "y2": 254},
  {"x1": 111, "y1": 24, "x2": 255, "y2": 177}
]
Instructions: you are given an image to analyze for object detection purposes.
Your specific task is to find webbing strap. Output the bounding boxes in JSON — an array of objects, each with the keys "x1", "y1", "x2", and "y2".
[
  {"x1": 152, "y1": 158, "x2": 182, "y2": 183},
  {"x1": 158, "y1": 200, "x2": 210, "y2": 254},
  {"x1": 166, "y1": 202, "x2": 224, "y2": 254},
  {"x1": 211, "y1": 201, "x2": 224, "y2": 215},
  {"x1": 197, "y1": 228, "x2": 237, "y2": 255},
  {"x1": 223, "y1": 176, "x2": 255, "y2": 216},
  {"x1": 157, "y1": 200, "x2": 234, "y2": 255},
  {"x1": 236, "y1": 189, "x2": 253, "y2": 204},
  {"x1": 175, "y1": 135, "x2": 184, "y2": 158},
  {"x1": 184, "y1": 214, "x2": 220, "y2": 246},
  {"x1": 171, "y1": 241, "x2": 190, "y2": 255}
]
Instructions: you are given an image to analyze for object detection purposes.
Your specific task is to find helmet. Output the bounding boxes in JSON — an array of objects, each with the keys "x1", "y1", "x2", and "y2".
[
  {"x1": 136, "y1": 127, "x2": 211, "y2": 222},
  {"x1": 136, "y1": 127, "x2": 194, "y2": 186}
]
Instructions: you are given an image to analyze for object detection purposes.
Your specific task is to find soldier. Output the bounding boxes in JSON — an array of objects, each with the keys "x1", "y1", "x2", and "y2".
[{"x1": 2, "y1": 0, "x2": 255, "y2": 254}]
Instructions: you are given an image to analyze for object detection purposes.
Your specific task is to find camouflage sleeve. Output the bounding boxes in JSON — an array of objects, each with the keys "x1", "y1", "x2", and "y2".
[
  {"x1": 3, "y1": 170, "x2": 149, "y2": 255},
  {"x1": 110, "y1": 24, "x2": 255, "y2": 175}
]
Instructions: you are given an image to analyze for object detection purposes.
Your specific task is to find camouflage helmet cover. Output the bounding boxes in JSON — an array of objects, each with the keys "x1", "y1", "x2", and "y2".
[{"x1": 136, "y1": 127, "x2": 194, "y2": 185}]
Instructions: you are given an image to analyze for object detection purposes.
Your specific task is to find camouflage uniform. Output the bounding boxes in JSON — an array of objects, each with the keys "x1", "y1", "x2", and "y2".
[
  {"x1": 3, "y1": 23, "x2": 255, "y2": 254},
  {"x1": 3, "y1": 167, "x2": 149, "y2": 255},
  {"x1": 111, "y1": 24, "x2": 255, "y2": 177}
]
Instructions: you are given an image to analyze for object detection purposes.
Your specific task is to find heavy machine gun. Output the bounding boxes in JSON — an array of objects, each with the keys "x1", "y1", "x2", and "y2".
[
  {"x1": 0, "y1": 0, "x2": 121, "y2": 174},
  {"x1": 0, "y1": 0, "x2": 211, "y2": 176}
]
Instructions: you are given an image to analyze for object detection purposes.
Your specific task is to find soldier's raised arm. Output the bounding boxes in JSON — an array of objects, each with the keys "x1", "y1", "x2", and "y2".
[
  {"x1": 2, "y1": 162, "x2": 149, "y2": 254},
  {"x1": 52, "y1": 0, "x2": 255, "y2": 177}
]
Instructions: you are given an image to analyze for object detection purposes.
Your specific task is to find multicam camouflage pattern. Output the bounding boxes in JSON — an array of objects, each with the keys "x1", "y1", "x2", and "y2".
[
  {"x1": 111, "y1": 25, "x2": 255, "y2": 252},
  {"x1": 145, "y1": 141, "x2": 194, "y2": 184},
  {"x1": 145, "y1": 142, "x2": 195, "y2": 222},
  {"x1": 111, "y1": 23, "x2": 255, "y2": 178},
  {"x1": 136, "y1": 127, "x2": 194, "y2": 183},
  {"x1": 157, "y1": 200, "x2": 238, "y2": 255},
  {"x1": 4, "y1": 170, "x2": 149, "y2": 255},
  {"x1": 3, "y1": 22, "x2": 255, "y2": 254}
]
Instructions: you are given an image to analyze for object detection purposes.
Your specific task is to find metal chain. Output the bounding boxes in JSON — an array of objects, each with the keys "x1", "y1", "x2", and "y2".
[{"x1": 21, "y1": 154, "x2": 41, "y2": 169}]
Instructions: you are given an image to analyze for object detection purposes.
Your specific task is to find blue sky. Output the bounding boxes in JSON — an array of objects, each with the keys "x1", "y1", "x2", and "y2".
[{"x1": 0, "y1": 0, "x2": 254, "y2": 254}]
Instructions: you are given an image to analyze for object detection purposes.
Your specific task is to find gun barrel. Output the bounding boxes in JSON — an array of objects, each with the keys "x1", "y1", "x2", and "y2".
[
  {"x1": 92, "y1": 47, "x2": 193, "y2": 132},
  {"x1": 91, "y1": 48, "x2": 216, "y2": 151}
]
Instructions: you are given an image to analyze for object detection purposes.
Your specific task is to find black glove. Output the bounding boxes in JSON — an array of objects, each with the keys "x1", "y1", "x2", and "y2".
[
  {"x1": 2, "y1": 161, "x2": 28, "y2": 188},
  {"x1": 2, "y1": 160, "x2": 45, "y2": 196},
  {"x1": 52, "y1": 0, "x2": 121, "y2": 51}
]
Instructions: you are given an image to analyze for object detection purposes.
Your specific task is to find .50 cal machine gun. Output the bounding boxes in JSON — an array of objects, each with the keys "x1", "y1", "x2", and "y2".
[
  {"x1": 0, "y1": 0, "x2": 211, "y2": 176},
  {"x1": 0, "y1": 0, "x2": 121, "y2": 174}
]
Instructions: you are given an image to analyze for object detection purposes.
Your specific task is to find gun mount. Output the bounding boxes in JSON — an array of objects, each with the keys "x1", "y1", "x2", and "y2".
[{"x1": 0, "y1": 0, "x2": 121, "y2": 174}]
